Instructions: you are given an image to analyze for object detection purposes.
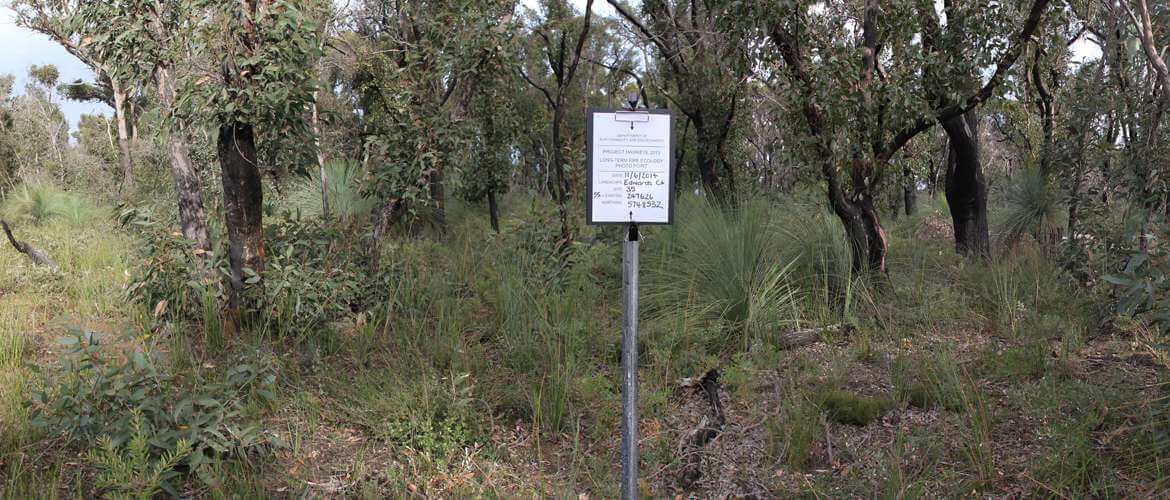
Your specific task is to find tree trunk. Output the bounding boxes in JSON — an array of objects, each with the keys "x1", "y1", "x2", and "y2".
[
  {"x1": 888, "y1": 190, "x2": 901, "y2": 220},
  {"x1": 111, "y1": 80, "x2": 134, "y2": 189},
  {"x1": 428, "y1": 167, "x2": 446, "y2": 231},
  {"x1": 674, "y1": 116, "x2": 690, "y2": 196},
  {"x1": 693, "y1": 119, "x2": 733, "y2": 206},
  {"x1": 550, "y1": 106, "x2": 571, "y2": 240},
  {"x1": 157, "y1": 65, "x2": 211, "y2": 254},
  {"x1": 488, "y1": 190, "x2": 500, "y2": 233},
  {"x1": 312, "y1": 91, "x2": 330, "y2": 218},
  {"x1": 941, "y1": 111, "x2": 990, "y2": 257},
  {"x1": 827, "y1": 189, "x2": 887, "y2": 275},
  {"x1": 903, "y1": 168, "x2": 917, "y2": 216},
  {"x1": 217, "y1": 122, "x2": 264, "y2": 310}
]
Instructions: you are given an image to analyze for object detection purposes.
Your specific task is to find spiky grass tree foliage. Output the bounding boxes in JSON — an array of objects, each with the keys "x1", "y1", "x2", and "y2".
[
  {"x1": 0, "y1": 182, "x2": 99, "y2": 226},
  {"x1": 1000, "y1": 169, "x2": 1067, "y2": 249},
  {"x1": 646, "y1": 198, "x2": 801, "y2": 352},
  {"x1": 286, "y1": 160, "x2": 376, "y2": 223}
]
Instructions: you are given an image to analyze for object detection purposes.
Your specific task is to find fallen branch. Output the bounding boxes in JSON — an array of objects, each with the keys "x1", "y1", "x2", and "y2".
[
  {"x1": 678, "y1": 369, "x2": 725, "y2": 489},
  {"x1": 1, "y1": 220, "x2": 60, "y2": 272},
  {"x1": 776, "y1": 324, "x2": 852, "y2": 349}
]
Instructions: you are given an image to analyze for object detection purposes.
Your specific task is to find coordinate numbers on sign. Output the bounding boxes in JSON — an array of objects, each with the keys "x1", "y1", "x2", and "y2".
[{"x1": 586, "y1": 109, "x2": 674, "y2": 225}]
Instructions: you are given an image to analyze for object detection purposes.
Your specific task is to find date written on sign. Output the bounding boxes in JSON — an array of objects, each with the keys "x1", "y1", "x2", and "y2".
[{"x1": 586, "y1": 109, "x2": 674, "y2": 225}]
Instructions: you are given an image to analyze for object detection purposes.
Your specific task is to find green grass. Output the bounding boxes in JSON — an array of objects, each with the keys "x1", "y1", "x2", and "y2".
[{"x1": 0, "y1": 190, "x2": 132, "y2": 494}]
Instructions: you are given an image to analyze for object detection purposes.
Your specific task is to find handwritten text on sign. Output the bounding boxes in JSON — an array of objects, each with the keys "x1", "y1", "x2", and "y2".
[{"x1": 588, "y1": 110, "x2": 673, "y2": 224}]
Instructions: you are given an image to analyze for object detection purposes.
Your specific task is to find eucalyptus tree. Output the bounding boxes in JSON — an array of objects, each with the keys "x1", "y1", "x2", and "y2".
[
  {"x1": 352, "y1": 0, "x2": 518, "y2": 236},
  {"x1": 1120, "y1": 0, "x2": 1170, "y2": 246},
  {"x1": 0, "y1": 76, "x2": 18, "y2": 188},
  {"x1": 761, "y1": 0, "x2": 1051, "y2": 272},
  {"x1": 517, "y1": 0, "x2": 595, "y2": 241},
  {"x1": 1082, "y1": 0, "x2": 1169, "y2": 251},
  {"x1": 459, "y1": 71, "x2": 521, "y2": 234},
  {"x1": 178, "y1": 0, "x2": 323, "y2": 309},
  {"x1": 606, "y1": 0, "x2": 751, "y2": 205},
  {"x1": 14, "y1": 0, "x2": 143, "y2": 186}
]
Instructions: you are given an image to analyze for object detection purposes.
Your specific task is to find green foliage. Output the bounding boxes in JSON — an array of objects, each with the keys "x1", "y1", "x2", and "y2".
[
  {"x1": 765, "y1": 395, "x2": 821, "y2": 470},
  {"x1": 27, "y1": 329, "x2": 278, "y2": 471},
  {"x1": 999, "y1": 168, "x2": 1067, "y2": 247},
  {"x1": 260, "y1": 215, "x2": 394, "y2": 339},
  {"x1": 182, "y1": 0, "x2": 324, "y2": 134},
  {"x1": 816, "y1": 389, "x2": 892, "y2": 426},
  {"x1": 1, "y1": 182, "x2": 100, "y2": 226},
  {"x1": 122, "y1": 208, "x2": 228, "y2": 330},
  {"x1": 894, "y1": 353, "x2": 966, "y2": 412},
  {"x1": 86, "y1": 411, "x2": 193, "y2": 499},
  {"x1": 285, "y1": 159, "x2": 377, "y2": 222},
  {"x1": 647, "y1": 198, "x2": 800, "y2": 352},
  {"x1": 358, "y1": 0, "x2": 517, "y2": 212}
]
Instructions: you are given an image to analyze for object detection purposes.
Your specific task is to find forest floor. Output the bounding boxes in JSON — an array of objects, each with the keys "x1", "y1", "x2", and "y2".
[{"x1": 1, "y1": 193, "x2": 1168, "y2": 498}]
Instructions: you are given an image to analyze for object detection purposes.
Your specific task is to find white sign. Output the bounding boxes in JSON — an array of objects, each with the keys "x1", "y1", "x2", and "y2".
[{"x1": 587, "y1": 109, "x2": 674, "y2": 225}]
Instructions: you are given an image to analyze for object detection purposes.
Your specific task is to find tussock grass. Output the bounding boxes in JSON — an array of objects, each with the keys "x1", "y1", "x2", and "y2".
[
  {"x1": 1, "y1": 181, "x2": 103, "y2": 226},
  {"x1": 284, "y1": 160, "x2": 377, "y2": 222}
]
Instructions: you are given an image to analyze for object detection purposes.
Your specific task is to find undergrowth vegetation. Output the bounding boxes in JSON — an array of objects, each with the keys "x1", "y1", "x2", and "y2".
[{"x1": 2, "y1": 188, "x2": 1168, "y2": 497}]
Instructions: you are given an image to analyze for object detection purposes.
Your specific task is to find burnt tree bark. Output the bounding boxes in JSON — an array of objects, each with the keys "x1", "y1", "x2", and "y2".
[
  {"x1": 903, "y1": 167, "x2": 917, "y2": 216},
  {"x1": 217, "y1": 123, "x2": 264, "y2": 309},
  {"x1": 941, "y1": 111, "x2": 990, "y2": 257},
  {"x1": 2, "y1": 220, "x2": 59, "y2": 272},
  {"x1": 488, "y1": 190, "x2": 500, "y2": 233}
]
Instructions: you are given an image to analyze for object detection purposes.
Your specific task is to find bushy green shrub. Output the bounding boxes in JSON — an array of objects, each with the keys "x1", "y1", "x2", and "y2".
[
  {"x1": 27, "y1": 329, "x2": 278, "y2": 474},
  {"x1": 260, "y1": 215, "x2": 394, "y2": 339},
  {"x1": 125, "y1": 208, "x2": 393, "y2": 341}
]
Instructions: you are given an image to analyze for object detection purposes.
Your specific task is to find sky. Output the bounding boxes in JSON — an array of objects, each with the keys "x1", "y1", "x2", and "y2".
[
  {"x1": 0, "y1": 6, "x2": 108, "y2": 131},
  {"x1": 0, "y1": 0, "x2": 1098, "y2": 132}
]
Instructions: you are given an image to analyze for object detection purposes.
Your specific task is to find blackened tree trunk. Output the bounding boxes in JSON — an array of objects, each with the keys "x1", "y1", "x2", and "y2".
[
  {"x1": 941, "y1": 111, "x2": 990, "y2": 257},
  {"x1": 488, "y1": 190, "x2": 500, "y2": 233},
  {"x1": 888, "y1": 189, "x2": 901, "y2": 220},
  {"x1": 903, "y1": 167, "x2": 917, "y2": 216},
  {"x1": 217, "y1": 123, "x2": 264, "y2": 309},
  {"x1": 157, "y1": 68, "x2": 210, "y2": 254},
  {"x1": 693, "y1": 118, "x2": 737, "y2": 206}
]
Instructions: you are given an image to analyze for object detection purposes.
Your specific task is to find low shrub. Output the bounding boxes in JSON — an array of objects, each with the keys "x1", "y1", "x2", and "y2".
[
  {"x1": 816, "y1": 388, "x2": 892, "y2": 426},
  {"x1": 27, "y1": 328, "x2": 278, "y2": 487}
]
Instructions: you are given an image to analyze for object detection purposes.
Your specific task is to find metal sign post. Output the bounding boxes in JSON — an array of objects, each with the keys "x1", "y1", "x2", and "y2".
[
  {"x1": 620, "y1": 220, "x2": 639, "y2": 500},
  {"x1": 586, "y1": 94, "x2": 673, "y2": 499}
]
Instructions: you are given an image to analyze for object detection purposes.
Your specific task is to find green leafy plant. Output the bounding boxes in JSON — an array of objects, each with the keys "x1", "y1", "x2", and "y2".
[
  {"x1": 27, "y1": 329, "x2": 277, "y2": 473},
  {"x1": 86, "y1": 410, "x2": 193, "y2": 499}
]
